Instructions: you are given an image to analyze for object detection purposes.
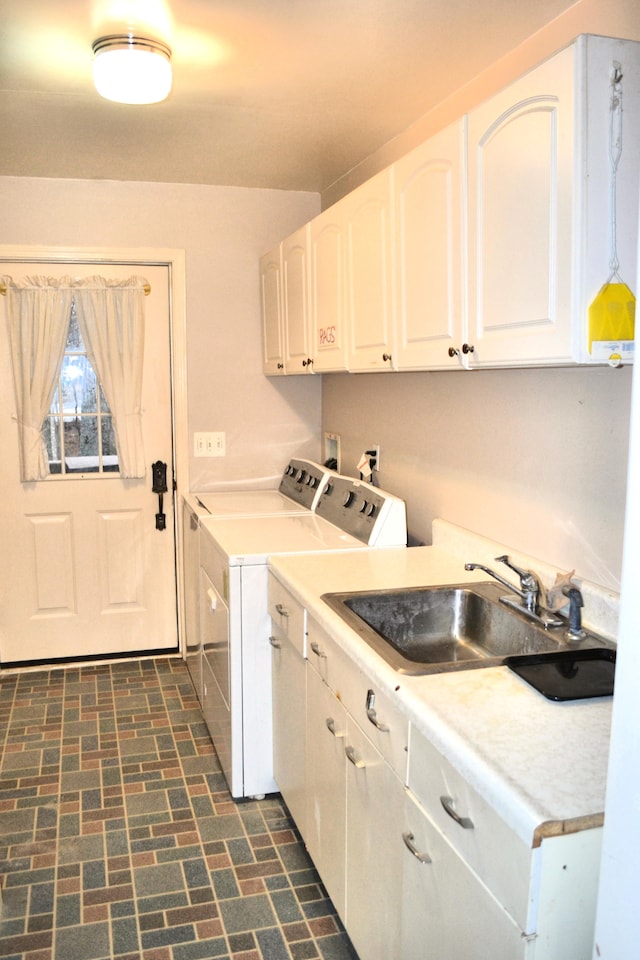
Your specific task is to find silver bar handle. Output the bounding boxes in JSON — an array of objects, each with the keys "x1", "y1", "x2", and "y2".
[
  {"x1": 440, "y1": 795, "x2": 474, "y2": 829},
  {"x1": 365, "y1": 689, "x2": 390, "y2": 732},
  {"x1": 310, "y1": 640, "x2": 327, "y2": 659},
  {"x1": 275, "y1": 603, "x2": 289, "y2": 617},
  {"x1": 325, "y1": 717, "x2": 344, "y2": 737},
  {"x1": 402, "y1": 831, "x2": 432, "y2": 863},
  {"x1": 345, "y1": 745, "x2": 366, "y2": 768},
  {"x1": 268, "y1": 636, "x2": 281, "y2": 649}
]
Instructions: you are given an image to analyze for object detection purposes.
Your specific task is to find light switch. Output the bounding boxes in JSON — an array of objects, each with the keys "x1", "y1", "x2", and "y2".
[
  {"x1": 207, "y1": 432, "x2": 225, "y2": 457},
  {"x1": 194, "y1": 432, "x2": 226, "y2": 457}
]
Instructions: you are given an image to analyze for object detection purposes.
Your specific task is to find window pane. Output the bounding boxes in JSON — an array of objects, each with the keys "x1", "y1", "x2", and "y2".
[
  {"x1": 99, "y1": 386, "x2": 110, "y2": 413},
  {"x1": 102, "y1": 417, "x2": 120, "y2": 472},
  {"x1": 64, "y1": 417, "x2": 99, "y2": 472},
  {"x1": 61, "y1": 356, "x2": 97, "y2": 414},
  {"x1": 42, "y1": 418, "x2": 61, "y2": 472},
  {"x1": 78, "y1": 416, "x2": 99, "y2": 458}
]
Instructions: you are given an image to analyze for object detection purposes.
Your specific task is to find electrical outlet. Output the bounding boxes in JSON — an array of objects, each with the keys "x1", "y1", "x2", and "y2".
[{"x1": 366, "y1": 445, "x2": 380, "y2": 471}]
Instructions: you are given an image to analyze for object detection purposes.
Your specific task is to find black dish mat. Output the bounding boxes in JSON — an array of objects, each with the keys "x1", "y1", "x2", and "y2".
[{"x1": 505, "y1": 648, "x2": 616, "y2": 701}]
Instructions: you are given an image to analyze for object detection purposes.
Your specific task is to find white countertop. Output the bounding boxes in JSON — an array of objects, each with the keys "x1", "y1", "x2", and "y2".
[{"x1": 268, "y1": 536, "x2": 613, "y2": 848}]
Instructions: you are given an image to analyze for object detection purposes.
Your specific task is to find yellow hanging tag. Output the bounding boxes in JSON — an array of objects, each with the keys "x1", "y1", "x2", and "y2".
[{"x1": 588, "y1": 281, "x2": 636, "y2": 364}]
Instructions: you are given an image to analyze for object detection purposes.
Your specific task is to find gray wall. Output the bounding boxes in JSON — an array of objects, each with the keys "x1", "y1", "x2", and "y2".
[{"x1": 323, "y1": 365, "x2": 631, "y2": 591}]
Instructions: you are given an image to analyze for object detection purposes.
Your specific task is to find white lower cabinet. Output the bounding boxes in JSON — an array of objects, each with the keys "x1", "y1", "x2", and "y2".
[
  {"x1": 200, "y1": 568, "x2": 232, "y2": 787},
  {"x1": 271, "y1": 627, "x2": 307, "y2": 836},
  {"x1": 305, "y1": 656, "x2": 405, "y2": 960},
  {"x1": 344, "y1": 714, "x2": 404, "y2": 960},
  {"x1": 269, "y1": 579, "x2": 308, "y2": 833},
  {"x1": 407, "y1": 724, "x2": 604, "y2": 960},
  {"x1": 305, "y1": 663, "x2": 347, "y2": 918},
  {"x1": 268, "y1": 583, "x2": 602, "y2": 959},
  {"x1": 401, "y1": 788, "x2": 529, "y2": 959}
]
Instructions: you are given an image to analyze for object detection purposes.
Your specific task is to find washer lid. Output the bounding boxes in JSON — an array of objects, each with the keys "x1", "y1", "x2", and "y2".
[
  {"x1": 195, "y1": 490, "x2": 307, "y2": 517},
  {"x1": 199, "y1": 513, "x2": 366, "y2": 565}
]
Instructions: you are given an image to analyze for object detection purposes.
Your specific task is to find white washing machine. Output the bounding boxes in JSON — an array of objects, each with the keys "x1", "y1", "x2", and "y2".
[
  {"x1": 182, "y1": 459, "x2": 334, "y2": 699},
  {"x1": 193, "y1": 458, "x2": 332, "y2": 517},
  {"x1": 197, "y1": 474, "x2": 407, "y2": 799}
]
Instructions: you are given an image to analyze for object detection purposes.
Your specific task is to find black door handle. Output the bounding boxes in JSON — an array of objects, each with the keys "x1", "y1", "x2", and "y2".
[{"x1": 151, "y1": 460, "x2": 168, "y2": 530}]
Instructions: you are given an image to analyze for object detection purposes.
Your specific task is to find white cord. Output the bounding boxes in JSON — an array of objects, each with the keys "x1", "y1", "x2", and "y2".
[{"x1": 608, "y1": 61, "x2": 623, "y2": 283}]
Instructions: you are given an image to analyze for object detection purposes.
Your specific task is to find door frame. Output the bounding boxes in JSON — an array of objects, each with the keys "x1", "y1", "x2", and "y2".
[{"x1": 0, "y1": 244, "x2": 189, "y2": 656}]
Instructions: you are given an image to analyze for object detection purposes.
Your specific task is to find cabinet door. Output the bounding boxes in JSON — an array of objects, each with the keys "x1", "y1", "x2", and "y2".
[
  {"x1": 182, "y1": 499, "x2": 202, "y2": 703},
  {"x1": 345, "y1": 168, "x2": 395, "y2": 371},
  {"x1": 260, "y1": 246, "x2": 285, "y2": 375},
  {"x1": 309, "y1": 202, "x2": 349, "y2": 371},
  {"x1": 394, "y1": 120, "x2": 466, "y2": 369},
  {"x1": 305, "y1": 666, "x2": 347, "y2": 920},
  {"x1": 467, "y1": 46, "x2": 575, "y2": 366},
  {"x1": 271, "y1": 632, "x2": 306, "y2": 835},
  {"x1": 200, "y1": 570, "x2": 234, "y2": 791},
  {"x1": 345, "y1": 717, "x2": 404, "y2": 960},
  {"x1": 401, "y1": 791, "x2": 529, "y2": 960},
  {"x1": 282, "y1": 225, "x2": 313, "y2": 374}
]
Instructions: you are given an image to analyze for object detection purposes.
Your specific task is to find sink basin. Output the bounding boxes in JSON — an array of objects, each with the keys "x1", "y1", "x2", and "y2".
[{"x1": 322, "y1": 582, "x2": 613, "y2": 675}]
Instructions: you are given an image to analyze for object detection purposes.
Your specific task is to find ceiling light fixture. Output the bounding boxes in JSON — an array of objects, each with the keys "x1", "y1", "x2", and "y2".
[{"x1": 92, "y1": 35, "x2": 172, "y2": 105}]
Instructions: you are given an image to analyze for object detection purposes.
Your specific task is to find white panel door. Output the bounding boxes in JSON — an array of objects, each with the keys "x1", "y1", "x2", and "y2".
[{"x1": 0, "y1": 262, "x2": 177, "y2": 663}]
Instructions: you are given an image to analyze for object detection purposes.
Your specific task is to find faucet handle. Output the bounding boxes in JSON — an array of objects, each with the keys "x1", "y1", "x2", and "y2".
[
  {"x1": 494, "y1": 555, "x2": 542, "y2": 614},
  {"x1": 494, "y1": 555, "x2": 537, "y2": 587},
  {"x1": 495, "y1": 555, "x2": 526, "y2": 578}
]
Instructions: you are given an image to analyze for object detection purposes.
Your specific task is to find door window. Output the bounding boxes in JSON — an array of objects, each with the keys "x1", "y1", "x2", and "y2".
[{"x1": 42, "y1": 301, "x2": 119, "y2": 475}]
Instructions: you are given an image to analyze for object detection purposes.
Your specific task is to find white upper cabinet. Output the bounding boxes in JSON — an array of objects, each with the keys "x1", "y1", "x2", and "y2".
[
  {"x1": 466, "y1": 45, "x2": 575, "y2": 366},
  {"x1": 260, "y1": 247, "x2": 285, "y2": 375},
  {"x1": 261, "y1": 35, "x2": 640, "y2": 375},
  {"x1": 282, "y1": 225, "x2": 314, "y2": 374},
  {"x1": 394, "y1": 119, "x2": 466, "y2": 370},
  {"x1": 309, "y1": 200, "x2": 349, "y2": 372},
  {"x1": 466, "y1": 35, "x2": 640, "y2": 368},
  {"x1": 345, "y1": 167, "x2": 396, "y2": 371}
]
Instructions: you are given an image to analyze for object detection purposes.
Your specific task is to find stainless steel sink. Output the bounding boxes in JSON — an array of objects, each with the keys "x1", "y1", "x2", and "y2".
[{"x1": 322, "y1": 581, "x2": 613, "y2": 675}]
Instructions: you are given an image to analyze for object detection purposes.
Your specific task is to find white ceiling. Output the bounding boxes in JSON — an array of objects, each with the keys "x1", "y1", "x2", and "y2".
[{"x1": 0, "y1": 0, "x2": 578, "y2": 193}]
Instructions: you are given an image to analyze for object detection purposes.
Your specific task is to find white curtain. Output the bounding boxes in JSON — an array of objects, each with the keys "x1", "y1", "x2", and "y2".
[
  {"x1": 74, "y1": 276, "x2": 147, "y2": 479},
  {"x1": 2, "y1": 275, "x2": 74, "y2": 481}
]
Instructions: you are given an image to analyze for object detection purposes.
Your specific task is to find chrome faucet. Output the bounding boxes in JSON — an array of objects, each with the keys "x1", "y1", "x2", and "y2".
[{"x1": 464, "y1": 555, "x2": 563, "y2": 628}]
